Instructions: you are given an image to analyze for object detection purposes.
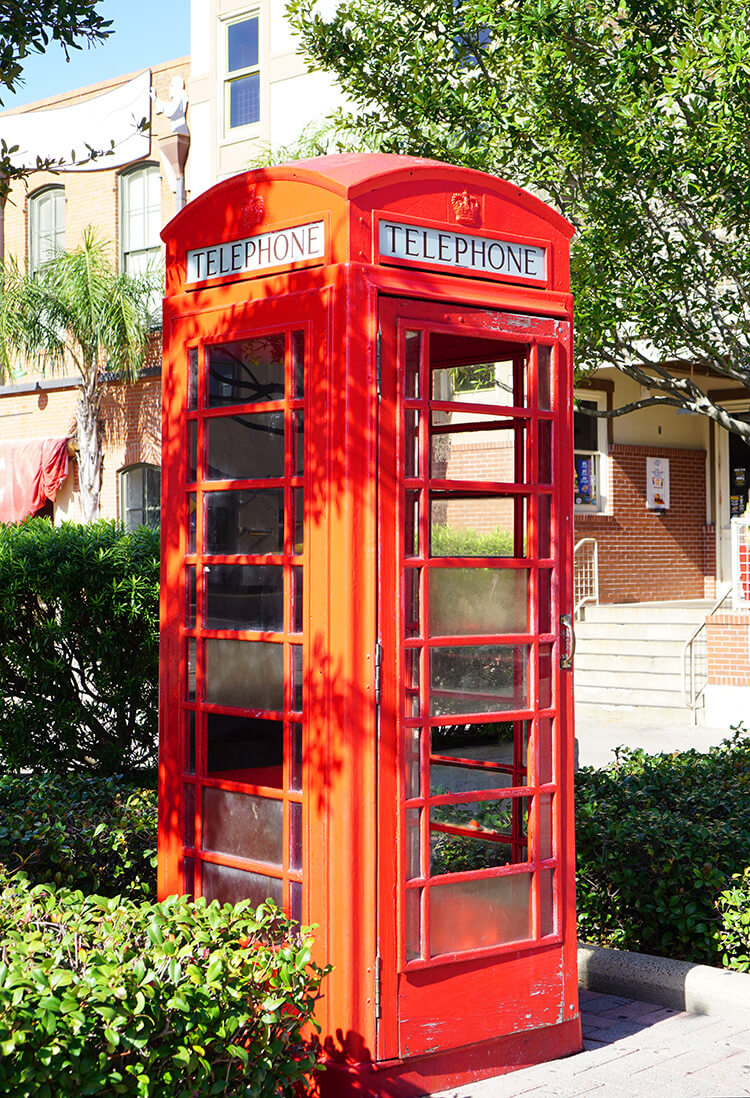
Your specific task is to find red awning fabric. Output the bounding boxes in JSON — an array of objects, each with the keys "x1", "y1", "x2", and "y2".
[{"x1": 0, "y1": 437, "x2": 70, "y2": 523}]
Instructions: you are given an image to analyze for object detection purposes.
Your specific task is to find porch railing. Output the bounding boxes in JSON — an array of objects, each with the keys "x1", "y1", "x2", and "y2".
[
  {"x1": 573, "y1": 537, "x2": 599, "y2": 621},
  {"x1": 681, "y1": 586, "x2": 732, "y2": 718}
]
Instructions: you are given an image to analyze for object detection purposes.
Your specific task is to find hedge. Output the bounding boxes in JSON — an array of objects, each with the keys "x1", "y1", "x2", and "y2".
[
  {"x1": 0, "y1": 773, "x2": 157, "y2": 900},
  {"x1": 0, "y1": 876, "x2": 326, "y2": 1098},
  {"x1": 575, "y1": 728, "x2": 750, "y2": 965},
  {"x1": 0, "y1": 519, "x2": 159, "y2": 775}
]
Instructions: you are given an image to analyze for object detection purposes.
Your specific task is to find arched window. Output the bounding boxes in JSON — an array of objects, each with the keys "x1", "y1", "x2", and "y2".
[
  {"x1": 119, "y1": 163, "x2": 161, "y2": 276},
  {"x1": 120, "y1": 463, "x2": 161, "y2": 530},
  {"x1": 28, "y1": 186, "x2": 65, "y2": 272}
]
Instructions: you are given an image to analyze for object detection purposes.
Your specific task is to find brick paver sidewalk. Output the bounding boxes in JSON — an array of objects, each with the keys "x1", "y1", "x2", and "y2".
[{"x1": 437, "y1": 990, "x2": 750, "y2": 1097}]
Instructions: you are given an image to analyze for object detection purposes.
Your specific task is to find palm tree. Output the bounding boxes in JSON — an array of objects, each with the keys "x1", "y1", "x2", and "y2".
[{"x1": 0, "y1": 226, "x2": 156, "y2": 521}]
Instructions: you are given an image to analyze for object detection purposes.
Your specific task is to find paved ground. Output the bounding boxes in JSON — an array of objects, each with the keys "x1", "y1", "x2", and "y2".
[
  {"x1": 574, "y1": 705, "x2": 735, "y2": 769},
  {"x1": 437, "y1": 991, "x2": 750, "y2": 1097}
]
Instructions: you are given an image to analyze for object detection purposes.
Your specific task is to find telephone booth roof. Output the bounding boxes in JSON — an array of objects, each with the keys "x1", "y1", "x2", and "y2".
[{"x1": 162, "y1": 153, "x2": 575, "y2": 299}]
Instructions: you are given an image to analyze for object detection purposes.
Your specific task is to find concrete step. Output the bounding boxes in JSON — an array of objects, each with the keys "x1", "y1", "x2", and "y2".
[
  {"x1": 575, "y1": 684, "x2": 687, "y2": 708},
  {"x1": 575, "y1": 621, "x2": 698, "y2": 643},
  {"x1": 582, "y1": 600, "x2": 712, "y2": 625},
  {"x1": 575, "y1": 668, "x2": 683, "y2": 692},
  {"x1": 574, "y1": 651, "x2": 682, "y2": 675},
  {"x1": 574, "y1": 637, "x2": 687, "y2": 659}
]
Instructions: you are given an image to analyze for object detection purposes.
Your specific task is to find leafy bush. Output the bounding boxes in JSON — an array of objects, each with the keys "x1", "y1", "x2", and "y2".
[
  {"x1": 575, "y1": 728, "x2": 750, "y2": 965},
  {"x1": 0, "y1": 875, "x2": 326, "y2": 1098},
  {"x1": 430, "y1": 525, "x2": 515, "y2": 557},
  {"x1": 0, "y1": 519, "x2": 159, "y2": 775},
  {"x1": 715, "y1": 868, "x2": 750, "y2": 972},
  {"x1": 0, "y1": 773, "x2": 157, "y2": 900}
]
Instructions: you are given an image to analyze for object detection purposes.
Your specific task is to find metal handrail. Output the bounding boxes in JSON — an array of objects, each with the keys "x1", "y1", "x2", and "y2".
[
  {"x1": 573, "y1": 537, "x2": 599, "y2": 621},
  {"x1": 680, "y1": 586, "x2": 732, "y2": 711}
]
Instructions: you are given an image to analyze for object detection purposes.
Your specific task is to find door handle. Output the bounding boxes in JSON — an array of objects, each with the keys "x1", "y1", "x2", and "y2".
[{"x1": 559, "y1": 613, "x2": 575, "y2": 670}]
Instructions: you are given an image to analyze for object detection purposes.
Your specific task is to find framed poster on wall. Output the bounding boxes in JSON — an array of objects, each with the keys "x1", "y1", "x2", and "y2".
[{"x1": 646, "y1": 456, "x2": 669, "y2": 511}]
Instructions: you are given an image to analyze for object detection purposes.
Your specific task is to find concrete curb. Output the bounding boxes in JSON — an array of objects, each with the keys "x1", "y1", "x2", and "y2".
[{"x1": 578, "y1": 941, "x2": 750, "y2": 1020}]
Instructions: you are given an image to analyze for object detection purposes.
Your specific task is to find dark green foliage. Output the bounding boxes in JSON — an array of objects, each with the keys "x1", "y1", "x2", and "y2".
[
  {"x1": 0, "y1": 773, "x2": 157, "y2": 900},
  {"x1": 430, "y1": 525, "x2": 514, "y2": 557},
  {"x1": 715, "y1": 869, "x2": 750, "y2": 972},
  {"x1": 0, "y1": 519, "x2": 159, "y2": 775},
  {"x1": 575, "y1": 729, "x2": 750, "y2": 964},
  {"x1": 0, "y1": 876, "x2": 327, "y2": 1097}
]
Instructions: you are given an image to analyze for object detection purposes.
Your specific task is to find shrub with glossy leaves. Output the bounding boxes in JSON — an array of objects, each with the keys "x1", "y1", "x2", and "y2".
[
  {"x1": 715, "y1": 868, "x2": 750, "y2": 972},
  {"x1": 0, "y1": 518, "x2": 159, "y2": 775},
  {"x1": 0, "y1": 875, "x2": 327, "y2": 1098},
  {"x1": 575, "y1": 728, "x2": 750, "y2": 965},
  {"x1": 0, "y1": 773, "x2": 157, "y2": 899}
]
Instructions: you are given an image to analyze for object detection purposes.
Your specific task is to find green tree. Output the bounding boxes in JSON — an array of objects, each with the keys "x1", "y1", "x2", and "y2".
[
  {"x1": 0, "y1": 227, "x2": 155, "y2": 520},
  {"x1": 288, "y1": 0, "x2": 750, "y2": 438}
]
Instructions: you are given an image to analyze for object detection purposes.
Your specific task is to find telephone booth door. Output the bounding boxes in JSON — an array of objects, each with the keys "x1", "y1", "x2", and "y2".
[
  {"x1": 159, "y1": 289, "x2": 327, "y2": 921},
  {"x1": 377, "y1": 297, "x2": 575, "y2": 1061}
]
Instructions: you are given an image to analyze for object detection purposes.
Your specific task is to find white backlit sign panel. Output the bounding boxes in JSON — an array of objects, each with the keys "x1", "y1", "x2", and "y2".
[
  {"x1": 186, "y1": 220, "x2": 326, "y2": 284},
  {"x1": 378, "y1": 219, "x2": 547, "y2": 282}
]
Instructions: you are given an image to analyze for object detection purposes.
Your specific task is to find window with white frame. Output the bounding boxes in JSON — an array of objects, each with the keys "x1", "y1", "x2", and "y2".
[
  {"x1": 28, "y1": 186, "x2": 65, "y2": 272},
  {"x1": 574, "y1": 394, "x2": 608, "y2": 512},
  {"x1": 223, "y1": 12, "x2": 260, "y2": 135},
  {"x1": 120, "y1": 463, "x2": 161, "y2": 531},
  {"x1": 119, "y1": 163, "x2": 161, "y2": 277}
]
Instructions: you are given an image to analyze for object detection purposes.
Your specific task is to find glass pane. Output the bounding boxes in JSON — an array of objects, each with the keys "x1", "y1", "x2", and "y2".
[
  {"x1": 294, "y1": 412, "x2": 304, "y2": 476},
  {"x1": 185, "y1": 711, "x2": 195, "y2": 775},
  {"x1": 538, "y1": 420, "x2": 552, "y2": 484},
  {"x1": 126, "y1": 465, "x2": 144, "y2": 509},
  {"x1": 432, "y1": 359, "x2": 517, "y2": 405},
  {"x1": 537, "y1": 495, "x2": 551, "y2": 558},
  {"x1": 405, "y1": 568, "x2": 420, "y2": 637},
  {"x1": 539, "y1": 793, "x2": 553, "y2": 860},
  {"x1": 184, "y1": 784, "x2": 195, "y2": 847},
  {"x1": 405, "y1": 726, "x2": 421, "y2": 798},
  {"x1": 205, "y1": 639, "x2": 283, "y2": 711},
  {"x1": 429, "y1": 873, "x2": 532, "y2": 956},
  {"x1": 186, "y1": 638, "x2": 196, "y2": 701},
  {"x1": 207, "y1": 336, "x2": 284, "y2": 407},
  {"x1": 405, "y1": 489, "x2": 420, "y2": 558},
  {"x1": 430, "y1": 494, "x2": 525, "y2": 558},
  {"x1": 293, "y1": 567, "x2": 303, "y2": 634},
  {"x1": 187, "y1": 493, "x2": 196, "y2": 553},
  {"x1": 538, "y1": 569, "x2": 552, "y2": 634},
  {"x1": 203, "y1": 787, "x2": 282, "y2": 865},
  {"x1": 537, "y1": 346, "x2": 551, "y2": 410},
  {"x1": 574, "y1": 400, "x2": 599, "y2": 452},
  {"x1": 290, "y1": 724, "x2": 303, "y2": 791},
  {"x1": 539, "y1": 644, "x2": 553, "y2": 709},
  {"x1": 291, "y1": 645, "x2": 303, "y2": 712},
  {"x1": 431, "y1": 411, "x2": 526, "y2": 484},
  {"x1": 405, "y1": 808, "x2": 421, "y2": 880},
  {"x1": 405, "y1": 408, "x2": 419, "y2": 478},
  {"x1": 537, "y1": 717, "x2": 553, "y2": 784},
  {"x1": 430, "y1": 797, "x2": 529, "y2": 876},
  {"x1": 428, "y1": 568, "x2": 528, "y2": 636},
  {"x1": 186, "y1": 566, "x2": 196, "y2": 628},
  {"x1": 405, "y1": 888, "x2": 422, "y2": 961},
  {"x1": 292, "y1": 330, "x2": 305, "y2": 398},
  {"x1": 430, "y1": 721, "x2": 522, "y2": 772},
  {"x1": 188, "y1": 349, "x2": 198, "y2": 411},
  {"x1": 205, "y1": 489, "x2": 284, "y2": 555},
  {"x1": 405, "y1": 331, "x2": 421, "y2": 399},
  {"x1": 183, "y1": 857, "x2": 195, "y2": 899},
  {"x1": 430, "y1": 645, "x2": 528, "y2": 715},
  {"x1": 202, "y1": 862, "x2": 282, "y2": 907},
  {"x1": 206, "y1": 413, "x2": 284, "y2": 481},
  {"x1": 290, "y1": 881, "x2": 303, "y2": 926},
  {"x1": 205, "y1": 564, "x2": 283, "y2": 631},
  {"x1": 228, "y1": 17, "x2": 259, "y2": 72},
  {"x1": 574, "y1": 454, "x2": 597, "y2": 507},
  {"x1": 540, "y1": 868, "x2": 555, "y2": 936},
  {"x1": 230, "y1": 72, "x2": 260, "y2": 128},
  {"x1": 206, "y1": 713, "x2": 283, "y2": 786},
  {"x1": 187, "y1": 421, "x2": 197, "y2": 481},
  {"x1": 290, "y1": 802, "x2": 302, "y2": 871}
]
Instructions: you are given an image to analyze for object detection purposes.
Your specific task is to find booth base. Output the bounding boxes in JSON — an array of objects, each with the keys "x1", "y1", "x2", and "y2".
[{"x1": 315, "y1": 1016, "x2": 583, "y2": 1097}]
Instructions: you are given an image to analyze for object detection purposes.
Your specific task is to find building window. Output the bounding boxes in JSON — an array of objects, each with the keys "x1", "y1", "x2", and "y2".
[
  {"x1": 224, "y1": 13, "x2": 260, "y2": 134},
  {"x1": 28, "y1": 186, "x2": 65, "y2": 272},
  {"x1": 574, "y1": 395, "x2": 608, "y2": 512},
  {"x1": 120, "y1": 163, "x2": 161, "y2": 277},
  {"x1": 121, "y1": 463, "x2": 161, "y2": 530}
]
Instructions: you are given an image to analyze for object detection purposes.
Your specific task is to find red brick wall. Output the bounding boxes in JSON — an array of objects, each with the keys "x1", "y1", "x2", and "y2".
[
  {"x1": 707, "y1": 613, "x2": 750, "y2": 685},
  {"x1": 574, "y1": 444, "x2": 713, "y2": 602}
]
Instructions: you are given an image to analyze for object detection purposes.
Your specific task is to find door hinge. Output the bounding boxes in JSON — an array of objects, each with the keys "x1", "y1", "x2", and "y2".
[
  {"x1": 376, "y1": 329, "x2": 382, "y2": 396},
  {"x1": 374, "y1": 641, "x2": 383, "y2": 705},
  {"x1": 374, "y1": 951, "x2": 382, "y2": 1021}
]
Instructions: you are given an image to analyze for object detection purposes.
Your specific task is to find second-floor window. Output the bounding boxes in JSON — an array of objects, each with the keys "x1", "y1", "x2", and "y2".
[
  {"x1": 29, "y1": 186, "x2": 65, "y2": 272},
  {"x1": 120, "y1": 163, "x2": 161, "y2": 277},
  {"x1": 224, "y1": 13, "x2": 260, "y2": 134}
]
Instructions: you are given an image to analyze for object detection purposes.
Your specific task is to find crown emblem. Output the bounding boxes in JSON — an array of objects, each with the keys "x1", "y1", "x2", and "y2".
[
  {"x1": 450, "y1": 190, "x2": 481, "y2": 226},
  {"x1": 239, "y1": 187, "x2": 265, "y2": 230}
]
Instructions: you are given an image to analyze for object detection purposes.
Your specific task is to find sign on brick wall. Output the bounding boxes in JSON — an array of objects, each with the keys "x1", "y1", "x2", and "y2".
[{"x1": 646, "y1": 456, "x2": 670, "y2": 511}]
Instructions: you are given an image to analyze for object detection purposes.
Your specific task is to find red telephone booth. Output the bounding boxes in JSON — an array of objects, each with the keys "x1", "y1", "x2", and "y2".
[{"x1": 159, "y1": 154, "x2": 581, "y2": 1093}]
